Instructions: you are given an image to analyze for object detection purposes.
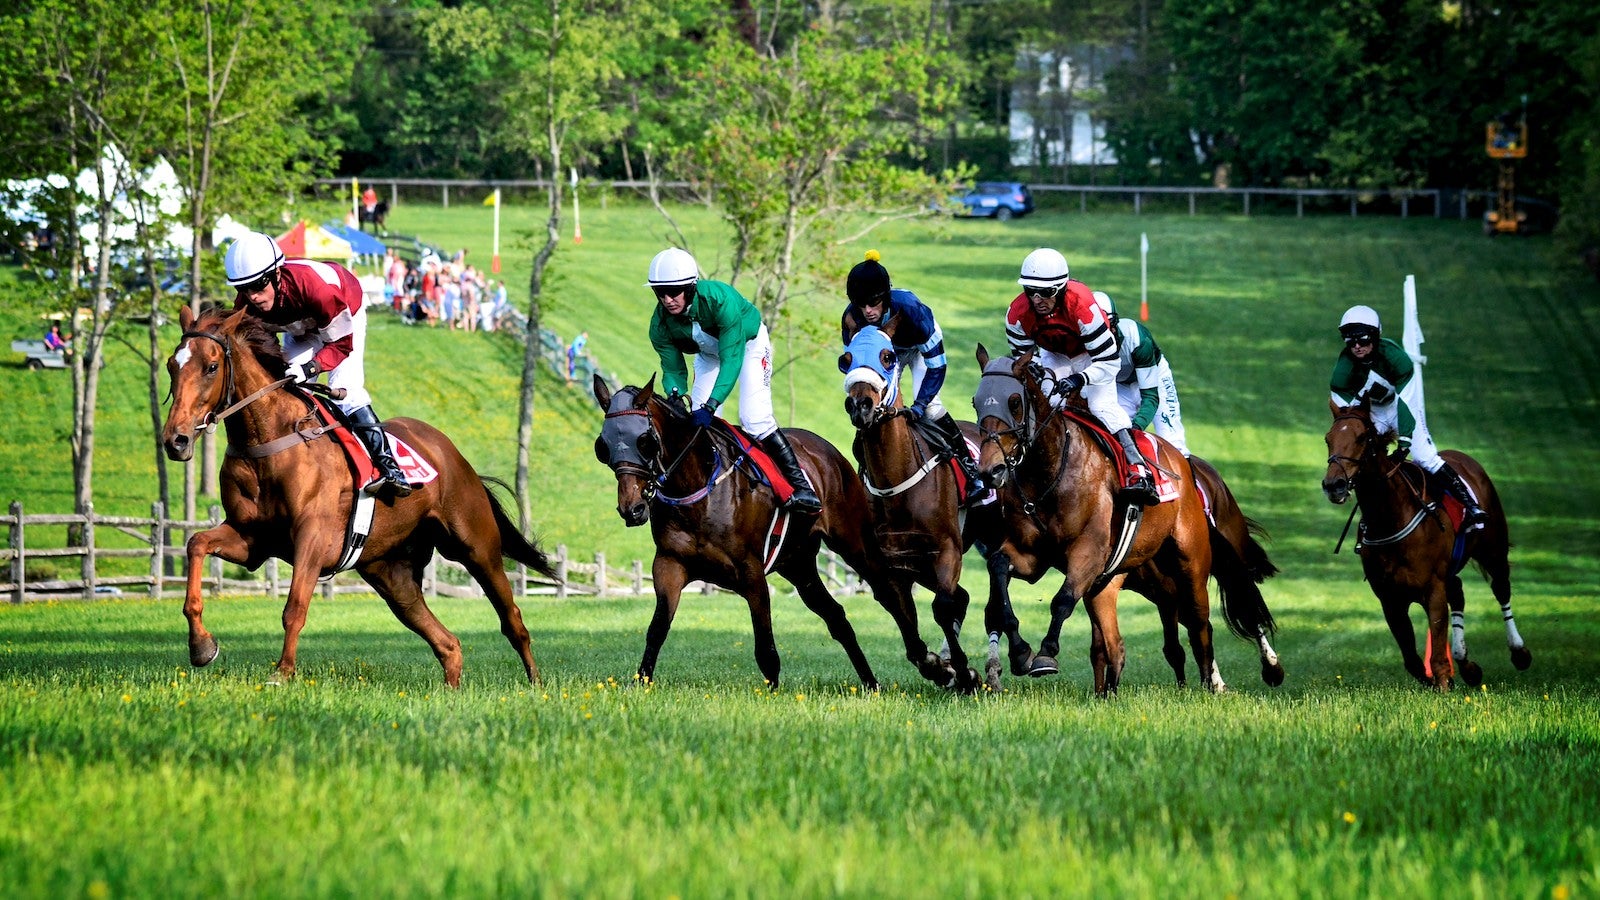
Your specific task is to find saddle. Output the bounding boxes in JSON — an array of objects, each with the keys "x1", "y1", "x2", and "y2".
[
  {"x1": 1058, "y1": 408, "x2": 1180, "y2": 503},
  {"x1": 710, "y1": 420, "x2": 798, "y2": 505}
]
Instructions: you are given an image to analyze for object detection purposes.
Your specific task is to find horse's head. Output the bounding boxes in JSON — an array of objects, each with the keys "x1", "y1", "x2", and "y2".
[
  {"x1": 593, "y1": 374, "x2": 666, "y2": 526},
  {"x1": 162, "y1": 305, "x2": 291, "y2": 461},
  {"x1": 839, "y1": 325, "x2": 902, "y2": 428},
  {"x1": 972, "y1": 343, "x2": 1044, "y2": 487},
  {"x1": 1323, "y1": 399, "x2": 1378, "y2": 504}
]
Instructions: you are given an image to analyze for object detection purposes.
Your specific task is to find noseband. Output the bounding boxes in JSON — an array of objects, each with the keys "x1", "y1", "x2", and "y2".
[{"x1": 177, "y1": 328, "x2": 294, "y2": 432}]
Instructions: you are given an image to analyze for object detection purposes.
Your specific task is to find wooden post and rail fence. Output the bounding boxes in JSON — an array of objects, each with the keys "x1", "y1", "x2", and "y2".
[{"x1": 1, "y1": 501, "x2": 865, "y2": 604}]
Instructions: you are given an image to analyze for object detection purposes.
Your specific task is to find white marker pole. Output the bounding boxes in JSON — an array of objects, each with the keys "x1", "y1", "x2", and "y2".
[{"x1": 1139, "y1": 232, "x2": 1150, "y2": 321}]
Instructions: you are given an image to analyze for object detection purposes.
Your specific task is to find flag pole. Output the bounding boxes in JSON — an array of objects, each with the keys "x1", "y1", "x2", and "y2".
[
  {"x1": 571, "y1": 168, "x2": 582, "y2": 244},
  {"x1": 491, "y1": 188, "x2": 502, "y2": 274},
  {"x1": 1139, "y1": 232, "x2": 1150, "y2": 321}
]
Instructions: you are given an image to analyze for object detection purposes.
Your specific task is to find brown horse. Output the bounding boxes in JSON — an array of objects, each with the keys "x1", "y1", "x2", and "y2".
[
  {"x1": 161, "y1": 305, "x2": 555, "y2": 687},
  {"x1": 1322, "y1": 401, "x2": 1530, "y2": 689},
  {"x1": 840, "y1": 326, "x2": 1013, "y2": 692},
  {"x1": 593, "y1": 375, "x2": 958, "y2": 690},
  {"x1": 973, "y1": 346, "x2": 1276, "y2": 694}
]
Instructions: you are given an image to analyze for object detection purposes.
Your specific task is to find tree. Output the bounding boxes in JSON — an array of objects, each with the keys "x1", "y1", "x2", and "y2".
[
  {"x1": 164, "y1": 0, "x2": 361, "y2": 520},
  {"x1": 669, "y1": 27, "x2": 968, "y2": 324}
]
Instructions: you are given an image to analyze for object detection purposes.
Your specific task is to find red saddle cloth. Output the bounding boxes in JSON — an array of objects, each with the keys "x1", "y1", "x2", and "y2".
[
  {"x1": 1060, "y1": 409, "x2": 1180, "y2": 503},
  {"x1": 1440, "y1": 494, "x2": 1465, "y2": 533},
  {"x1": 715, "y1": 421, "x2": 797, "y2": 504},
  {"x1": 306, "y1": 396, "x2": 438, "y2": 492}
]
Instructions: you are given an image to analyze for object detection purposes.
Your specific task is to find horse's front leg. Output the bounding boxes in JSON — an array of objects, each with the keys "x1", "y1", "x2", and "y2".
[
  {"x1": 1084, "y1": 577, "x2": 1127, "y2": 697},
  {"x1": 183, "y1": 522, "x2": 256, "y2": 667},
  {"x1": 637, "y1": 555, "x2": 688, "y2": 685},
  {"x1": 983, "y1": 548, "x2": 1033, "y2": 681},
  {"x1": 1422, "y1": 583, "x2": 1455, "y2": 692},
  {"x1": 273, "y1": 542, "x2": 328, "y2": 683},
  {"x1": 1376, "y1": 589, "x2": 1429, "y2": 686}
]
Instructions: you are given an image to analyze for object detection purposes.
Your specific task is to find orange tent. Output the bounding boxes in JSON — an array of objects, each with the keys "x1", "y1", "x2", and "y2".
[{"x1": 275, "y1": 220, "x2": 354, "y2": 260}]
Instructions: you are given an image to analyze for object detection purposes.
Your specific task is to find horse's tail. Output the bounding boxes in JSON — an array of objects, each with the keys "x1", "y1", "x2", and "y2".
[
  {"x1": 1239, "y1": 515, "x2": 1281, "y2": 583},
  {"x1": 1208, "y1": 522, "x2": 1278, "y2": 641},
  {"x1": 481, "y1": 477, "x2": 556, "y2": 578}
]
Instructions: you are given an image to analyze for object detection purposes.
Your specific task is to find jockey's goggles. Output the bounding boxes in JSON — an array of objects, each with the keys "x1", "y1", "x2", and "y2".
[
  {"x1": 1023, "y1": 284, "x2": 1063, "y2": 301},
  {"x1": 851, "y1": 290, "x2": 891, "y2": 309},
  {"x1": 1343, "y1": 332, "x2": 1377, "y2": 347},
  {"x1": 235, "y1": 274, "x2": 272, "y2": 296},
  {"x1": 652, "y1": 284, "x2": 692, "y2": 300}
]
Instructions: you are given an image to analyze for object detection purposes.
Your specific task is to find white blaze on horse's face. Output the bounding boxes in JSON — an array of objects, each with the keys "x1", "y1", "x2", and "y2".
[{"x1": 174, "y1": 345, "x2": 193, "y2": 369}]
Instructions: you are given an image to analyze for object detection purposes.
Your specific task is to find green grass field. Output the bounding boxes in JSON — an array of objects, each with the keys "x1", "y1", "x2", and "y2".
[{"x1": 1, "y1": 203, "x2": 1598, "y2": 896}]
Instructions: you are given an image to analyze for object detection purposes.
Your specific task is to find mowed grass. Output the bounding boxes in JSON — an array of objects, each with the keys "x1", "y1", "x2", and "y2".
[
  {"x1": 1, "y1": 589, "x2": 1597, "y2": 898},
  {"x1": 2, "y1": 203, "x2": 1599, "y2": 896}
]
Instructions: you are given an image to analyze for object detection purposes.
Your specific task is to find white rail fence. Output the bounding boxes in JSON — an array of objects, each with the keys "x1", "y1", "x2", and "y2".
[{"x1": 3, "y1": 501, "x2": 866, "y2": 604}]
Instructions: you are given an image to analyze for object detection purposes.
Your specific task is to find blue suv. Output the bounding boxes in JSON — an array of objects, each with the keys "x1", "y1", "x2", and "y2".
[{"x1": 950, "y1": 182, "x2": 1035, "y2": 221}]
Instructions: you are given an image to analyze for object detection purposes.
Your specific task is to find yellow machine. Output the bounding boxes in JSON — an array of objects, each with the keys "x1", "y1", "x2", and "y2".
[{"x1": 1484, "y1": 107, "x2": 1527, "y2": 236}]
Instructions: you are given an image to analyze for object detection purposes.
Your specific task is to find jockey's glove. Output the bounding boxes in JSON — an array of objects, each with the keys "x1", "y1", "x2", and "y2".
[
  {"x1": 287, "y1": 359, "x2": 320, "y2": 383},
  {"x1": 691, "y1": 405, "x2": 718, "y2": 429},
  {"x1": 908, "y1": 402, "x2": 927, "y2": 420},
  {"x1": 1364, "y1": 382, "x2": 1393, "y2": 404},
  {"x1": 1055, "y1": 372, "x2": 1087, "y2": 395}
]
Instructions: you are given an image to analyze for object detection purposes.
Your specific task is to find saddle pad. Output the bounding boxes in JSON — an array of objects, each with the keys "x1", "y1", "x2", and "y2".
[
  {"x1": 717, "y1": 421, "x2": 796, "y2": 504},
  {"x1": 1061, "y1": 409, "x2": 1180, "y2": 503},
  {"x1": 949, "y1": 435, "x2": 996, "y2": 506},
  {"x1": 307, "y1": 397, "x2": 440, "y2": 490}
]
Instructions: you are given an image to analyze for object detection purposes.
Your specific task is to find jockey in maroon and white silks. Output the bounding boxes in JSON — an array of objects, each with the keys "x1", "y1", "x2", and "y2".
[{"x1": 225, "y1": 231, "x2": 412, "y2": 498}]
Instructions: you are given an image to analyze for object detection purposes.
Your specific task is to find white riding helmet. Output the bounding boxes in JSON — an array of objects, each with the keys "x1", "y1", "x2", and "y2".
[
  {"x1": 646, "y1": 247, "x2": 699, "y2": 287},
  {"x1": 1018, "y1": 248, "x2": 1069, "y2": 288},
  {"x1": 224, "y1": 231, "x2": 285, "y2": 286},
  {"x1": 1092, "y1": 290, "x2": 1117, "y2": 319},
  {"x1": 1339, "y1": 304, "x2": 1382, "y2": 335}
]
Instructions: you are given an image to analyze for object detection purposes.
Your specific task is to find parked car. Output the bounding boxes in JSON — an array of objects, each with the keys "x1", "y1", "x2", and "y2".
[{"x1": 949, "y1": 182, "x2": 1035, "y2": 221}]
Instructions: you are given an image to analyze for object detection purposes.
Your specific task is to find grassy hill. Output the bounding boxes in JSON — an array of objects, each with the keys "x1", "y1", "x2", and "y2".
[{"x1": 3, "y1": 200, "x2": 1597, "y2": 588}]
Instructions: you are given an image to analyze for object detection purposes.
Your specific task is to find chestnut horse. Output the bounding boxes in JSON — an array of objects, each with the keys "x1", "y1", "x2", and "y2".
[
  {"x1": 593, "y1": 376, "x2": 957, "y2": 689},
  {"x1": 840, "y1": 326, "x2": 1014, "y2": 692},
  {"x1": 161, "y1": 305, "x2": 555, "y2": 687},
  {"x1": 973, "y1": 346, "x2": 1277, "y2": 694},
  {"x1": 1322, "y1": 401, "x2": 1530, "y2": 689}
]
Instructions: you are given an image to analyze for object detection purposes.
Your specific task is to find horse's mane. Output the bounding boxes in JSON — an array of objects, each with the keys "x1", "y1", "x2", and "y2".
[{"x1": 192, "y1": 305, "x2": 290, "y2": 378}]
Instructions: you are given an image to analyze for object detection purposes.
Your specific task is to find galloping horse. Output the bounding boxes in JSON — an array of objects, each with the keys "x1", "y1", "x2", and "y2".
[
  {"x1": 593, "y1": 376, "x2": 957, "y2": 689},
  {"x1": 1322, "y1": 401, "x2": 1530, "y2": 689},
  {"x1": 973, "y1": 346, "x2": 1277, "y2": 694},
  {"x1": 161, "y1": 305, "x2": 555, "y2": 687},
  {"x1": 840, "y1": 326, "x2": 1009, "y2": 691}
]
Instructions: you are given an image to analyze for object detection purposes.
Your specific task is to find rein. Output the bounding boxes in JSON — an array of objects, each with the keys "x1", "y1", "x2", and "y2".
[
  {"x1": 1327, "y1": 411, "x2": 1442, "y2": 550},
  {"x1": 979, "y1": 368, "x2": 1072, "y2": 519},
  {"x1": 180, "y1": 328, "x2": 298, "y2": 450},
  {"x1": 605, "y1": 404, "x2": 735, "y2": 506}
]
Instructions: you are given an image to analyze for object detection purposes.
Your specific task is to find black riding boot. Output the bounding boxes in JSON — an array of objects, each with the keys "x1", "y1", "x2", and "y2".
[
  {"x1": 1435, "y1": 461, "x2": 1487, "y2": 532},
  {"x1": 1114, "y1": 428, "x2": 1160, "y2": 507},
  {"x1": 346, "y1": 405, "x2": 413, "y2": 498},
  {"x1": 930, "y1": 412, "x2": 987, "y2": 505},
  {"x1": 760, "y1": 429, "x2": 822, "y2": 515}
]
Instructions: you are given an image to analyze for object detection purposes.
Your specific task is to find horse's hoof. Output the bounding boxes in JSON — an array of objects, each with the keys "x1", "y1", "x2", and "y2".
[
  {"x1": 984, "y1": 657, "x2": 1004, "y2": 693},
  {"x1": 189, "y1": 636, "x2": 219, "y2": 668},
  {"x1": 1009, "y1": 645, "x2": 1035, "y2": 677},
  {"x1": 1262, "y1": 661, "x2": 1286, "y2": 687},
  {"x1": 1510, "y1": 646, "x2": 1532, "y2": 671},
  {"x1": 1460, "y1": 659, "x2": 1484, "y2": 687},
  {"x1": 1027, "y1": 656, "x2": 1059, "y2": 678}
]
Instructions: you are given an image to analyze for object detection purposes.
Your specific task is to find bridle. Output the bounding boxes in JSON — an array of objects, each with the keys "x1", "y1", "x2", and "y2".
[
  {"x1": 1327, "y1": 408, "x2": 1437, "y2": 549},
  {"x1": 601, "y1": 398, "x2": 725, "y2": 506},
  {"x1": 975, "y1": 364, "x2": 1070, "y2": 517},
  {"x1": 177, "y1": 328, "x2": 294, "y2": 434}
]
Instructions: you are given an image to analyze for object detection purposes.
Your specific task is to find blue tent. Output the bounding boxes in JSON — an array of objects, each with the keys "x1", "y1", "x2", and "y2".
[{"x1": 322, "y1": 222, "x2": 387, "y2": 257}]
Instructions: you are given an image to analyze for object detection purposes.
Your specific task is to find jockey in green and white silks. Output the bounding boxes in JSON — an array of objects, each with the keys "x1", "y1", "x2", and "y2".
[
  {"x1": 1330, "y1": 304, "x2": 1486, "y2": 530},
  {"x1": 1093, "y1": 291, "x2": 1189, "y2": 458},
  {"x1": 646, "y1": 247, "x2": 821, "y2": 514}
]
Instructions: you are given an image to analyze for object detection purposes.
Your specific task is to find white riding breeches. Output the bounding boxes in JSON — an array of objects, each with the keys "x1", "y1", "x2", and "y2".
[
  {"x1": 689, "y1": 322, "x2": 778, "y2": 439},
  {"x1": 284, "y1": 305, "x2": 371, "y2": 413},
  {"x1": 1038, "y1": 347, "x2": 1132, "y2": 432},
  {"x1": 895, "y1": 348, "x2": 946, "y2": 419},
  {"x1": 1368, "y1": 395, "x2": 1443, "y2": 473}
]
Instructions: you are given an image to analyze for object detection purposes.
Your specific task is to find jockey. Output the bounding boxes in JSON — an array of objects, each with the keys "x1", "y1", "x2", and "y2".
[
  {"x1": 225, "y1": 231, "x2": 413, "y2": 498},
  {"x1": 1331, "y1": 304, "x2": 1486, "y2": 531},
  {"x1": 1005, "y1": 248, "x2": 1158, "y2": 505},
  {"x1": 840, "y1": 250, "x2": 987, "y2": 506},
  {"x1": 646, "y1": 247, "x2": 821, "y2": 515},
  {"x1": 1093, "y1": 290, "x2": 1190, "y2": 458}
]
